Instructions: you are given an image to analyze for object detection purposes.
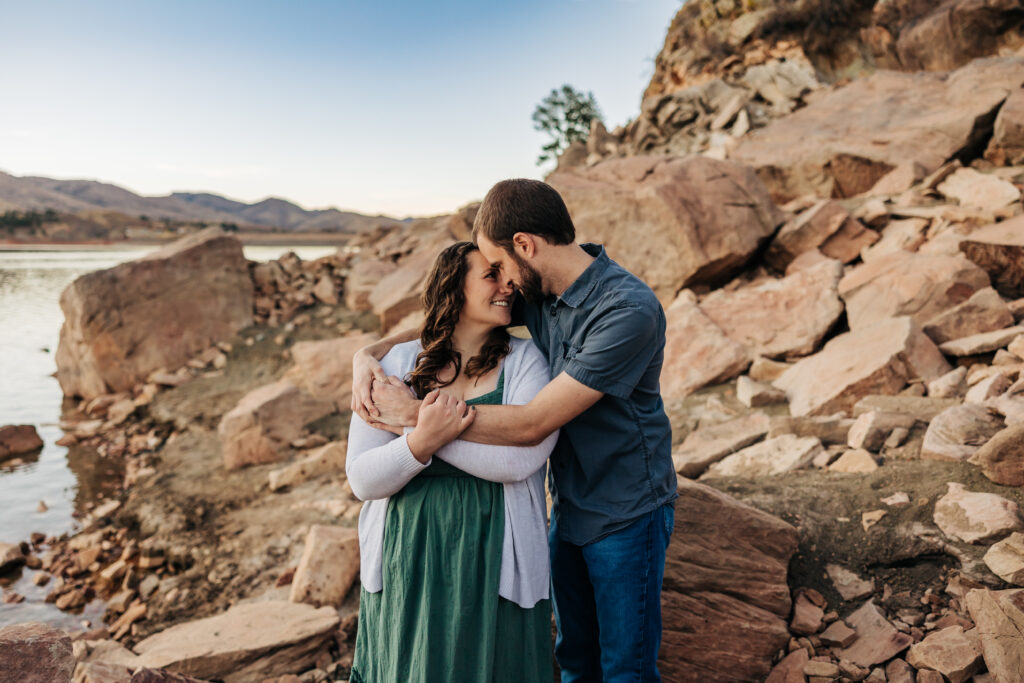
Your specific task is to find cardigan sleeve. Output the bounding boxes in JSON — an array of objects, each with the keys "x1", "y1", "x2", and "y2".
[
  {"x1": 345, "y1": 345, "x2": 430, "y2": 501},
  {"x1": 428, "y1": 340, "x2": 558, "y2": 483}
]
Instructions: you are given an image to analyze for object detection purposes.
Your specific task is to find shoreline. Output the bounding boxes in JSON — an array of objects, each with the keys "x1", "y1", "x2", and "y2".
[{"x1": 0, "y1": 231, "x2": 356, "y2": 251}]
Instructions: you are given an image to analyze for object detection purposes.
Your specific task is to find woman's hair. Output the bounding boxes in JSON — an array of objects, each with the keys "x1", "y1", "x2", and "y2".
[{"x1": 406, "y1": 241, "x2": 510, "y2": 399}]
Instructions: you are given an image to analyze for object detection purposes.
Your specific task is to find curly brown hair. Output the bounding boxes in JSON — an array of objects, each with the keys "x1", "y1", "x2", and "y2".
[{"x1": 405, "y1": 241, "x2": 511, "y2": 399}]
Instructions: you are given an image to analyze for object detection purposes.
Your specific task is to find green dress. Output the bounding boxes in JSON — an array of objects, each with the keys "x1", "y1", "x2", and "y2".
[{"x1": 351, "y1": 370, "x2": 552, "y2": 683}]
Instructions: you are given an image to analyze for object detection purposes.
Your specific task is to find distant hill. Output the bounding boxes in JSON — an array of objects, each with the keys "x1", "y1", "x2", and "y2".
[{"x1": 0, "y1": 171, "x2": 406, "y2": 233}]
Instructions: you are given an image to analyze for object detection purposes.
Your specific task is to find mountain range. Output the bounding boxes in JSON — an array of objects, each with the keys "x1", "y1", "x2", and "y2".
[{"x1": 0, "y1": 170, "x2": 405, "y2": 233}]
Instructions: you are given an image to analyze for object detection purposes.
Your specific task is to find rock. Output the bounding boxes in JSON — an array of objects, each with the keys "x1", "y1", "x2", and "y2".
[
  {"x1": 838, "y1": 251, "x2": 991, "y2": 331},
  {"x1": 820, "y1": 620, "x2": 858, "y2": 648},
  {"x1": 701, "y1": 435, "x2": 824, "y2": 479},
  {"x1": 923, "y1": 287, "x2": 1015, "y2": 345},
  {"x1": 861, "y1": 217, "x2": 929, "y2": 263},
  {"x1": 853, "y1": 395, "x2": 961, "y2": 421},
  {"x1": 862, "y1": 509, "x2": 887, "y2": 532},
  {"x1": 661, "y1": 290, "x2": 751, "y2": 399},
  {"x1": 965, "y1": 372, "x2": 1013, "y2": 404},
  {"x1": 906, "y1": 625, "x2": 983, "y2": 683},
  {"x1": 736, "y1": 376, "x2": 787, "y2": 408},
  {"x1": 984, "y1": 533, "x2": 1024, "y2": 586},
  {"x1": 937, "y1": 168, "x2": 1021, "y2": 210},
  {"x1": 732, "y1": 57, "x2": 1024, "y2": 202},
  {"x1": 882, "y1": 491, "x2": 911, "y2": 507},
  {"x1": 939, "y1": 326, "x2": 1024, "y2": 356},
  {"x1": 343, "y1": 259, "x2": 397, "y2": 312},
  {"x1": 865, "y1": 162, "x2": 929, "y2": 197},
  {"x1": 987, "y1": 88, "x2": 1024, "y2": 165},
  {"x1": 55, "y1": 228, "x2": 254, "y2": 400},
  {"x1": 929, "y1": 366, "x2": 969, "y2": 399},
  {"x1": 847, "y1": 411, "x2": 917, "y2": 452},
  {"x1": 920, "y1": 404, "x2": 1005, "y2": 462},
  {"x1": 827, "y1": 564, "x2": 875, "y2": 601},
  {"x1": 659, "y1": 480, "x2": 798, "y2": 682},
  {"x1": 765, "y1": 201, "x2": 879, "y2": 270},
  {"x1": 132, "y1": 600, "x2": 339, "y2": 683},
  {"x1": 835, "y1": 600, "x2": 913, "y2": 668},
  {"x1": 790, "y1": 590, "x2": 825, "y2": 635},
  {"x1": 0, "y1": 424, "x2": 44, "y2": 461},
  {"x1": 218, "y1": 381, "x2": 333, "y2": 471},
  {"x1": 963, "y1": 588, "x2": 1024, "y2": 683},
  {"x1": 368, "y1": 247, "x2": 443, "y2": 333},
  {"x1": 829, "y1": 449, "x2": 879, "y2": 474},
  {"x1": 0, "y1": 621, "x2": 75, "y2": 683},
  {"x1": 129, "y1": 669, "x2": 209, "y2": 682},
  {"x1": 749, "y1": 357, "x2": 792, "y2": 382},
  {"x1": 547, "y1": 155, "x2": 783, "y2": 302},
  {"x1": 700, "y1": 259, "x2": 845, "y2": 359},
  {"x1": 672, "y1": 412, "x2": 771, "y2": 478},
  {"x1": 959, "y1": 216, "x2": 1024, "y2": 299},
  {"x1": 768, "y1": 415, "x2": 854, "y2": 445},
  {"x1": 0, "y1": 542, "x2": 26, "y2": 573},
  {"x1": 969, "y1": 424, "x2": 1024, "y2": 486},
  {"x1": 311, "y1": 275, "x2": 337, "y2": 305},
  {"x1": 765, "y1": 648, "x2": 809, "y2": 683},
  {"x1": 269, "y1": 442, "x2": 346, "y2": 492},
  {"x1": 774, "y1": 317, "x2": 951, "y2": 417},
  {"x1": 289, "y1": 525, "x2": 359, "y2": 608},
  {"x1": 885, "y1": 658, "x2": 915, "y2": 683},
  {"x1": 934, "y1": 482, "x2": 1024, "y2": 544},
  {"x1": 803, "y1": 660, "x2": 840, "y2": 678},
  {"x1": 282, "y1": 333, "x2": 378, "y2": 411}
]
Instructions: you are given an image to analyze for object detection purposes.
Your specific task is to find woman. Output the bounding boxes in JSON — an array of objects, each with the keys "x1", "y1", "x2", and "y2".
[{"x1": 345, "y1": 241, "x2": 558, "y2": 682}]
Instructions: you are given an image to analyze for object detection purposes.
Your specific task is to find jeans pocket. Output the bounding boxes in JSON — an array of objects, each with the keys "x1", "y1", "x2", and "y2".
[{"x1": 663, "y1": 504, "x2": 675, "y2": 539}]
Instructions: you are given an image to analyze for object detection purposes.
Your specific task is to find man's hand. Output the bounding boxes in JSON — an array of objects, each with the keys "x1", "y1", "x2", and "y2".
[
  {"x1": 407, "y1": 390, "x2": 476, "y2": 463},
  {"x1": 351, "y1": 349, "x2": 389, "y2": 422},
  {"x1": 371, "y1": 376, "x2": 420, "y2": 427}
]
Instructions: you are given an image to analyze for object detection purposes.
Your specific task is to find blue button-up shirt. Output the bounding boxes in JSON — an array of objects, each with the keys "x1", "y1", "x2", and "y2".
[{"x1": 520, "y1": 243, "x2": 676, "y2": 545}]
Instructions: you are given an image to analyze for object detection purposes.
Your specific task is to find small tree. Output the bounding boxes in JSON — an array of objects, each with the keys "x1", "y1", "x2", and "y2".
[{"x1": 532, "y1": 85, "x2": 602, "y2": 165}]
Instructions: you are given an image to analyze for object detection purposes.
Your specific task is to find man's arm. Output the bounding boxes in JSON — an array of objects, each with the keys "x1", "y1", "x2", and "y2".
[{"x1": 350, "y1": 328, "x2": 418, "y2": 421}]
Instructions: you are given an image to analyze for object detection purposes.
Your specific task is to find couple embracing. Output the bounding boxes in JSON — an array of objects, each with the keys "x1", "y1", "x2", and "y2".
[{"x1": 345, "y1": 179, "x2": 677, "y2": 682}]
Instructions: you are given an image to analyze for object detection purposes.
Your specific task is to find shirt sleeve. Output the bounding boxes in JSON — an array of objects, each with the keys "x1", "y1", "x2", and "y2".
[{"x1": 563, "y1": 302, "x2": 661, "y2": 400}]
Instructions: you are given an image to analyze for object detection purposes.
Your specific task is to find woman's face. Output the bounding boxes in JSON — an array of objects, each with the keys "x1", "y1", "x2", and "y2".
[{"x1": 461, "y1": 249, "x2": 514, "y2": 328}]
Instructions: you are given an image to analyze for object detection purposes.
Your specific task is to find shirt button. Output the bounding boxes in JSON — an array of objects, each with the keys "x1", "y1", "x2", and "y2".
[{"x1": 550, "y1": 307, "x2": 557, "y2": 316}]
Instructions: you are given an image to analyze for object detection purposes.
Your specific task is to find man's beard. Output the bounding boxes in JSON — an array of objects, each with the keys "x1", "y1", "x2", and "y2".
[{"x1": 512, "y1": 252, "x2": 545, "y2": 302}]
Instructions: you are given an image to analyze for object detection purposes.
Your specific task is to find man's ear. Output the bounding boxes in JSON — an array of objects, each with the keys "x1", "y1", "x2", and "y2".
[{"x1": 512, "y1": 232, "x2": 540, "y2": 258}]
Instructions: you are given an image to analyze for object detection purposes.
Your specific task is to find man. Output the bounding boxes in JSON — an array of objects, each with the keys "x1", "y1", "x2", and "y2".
[{"x1": 351, "y1": 178, "x2": 676, "y2": 682}]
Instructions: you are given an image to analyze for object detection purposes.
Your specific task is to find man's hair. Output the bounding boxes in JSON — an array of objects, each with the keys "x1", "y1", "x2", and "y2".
[{"x1": 472, "y1": 178, "x2": 575, "y2": 252}]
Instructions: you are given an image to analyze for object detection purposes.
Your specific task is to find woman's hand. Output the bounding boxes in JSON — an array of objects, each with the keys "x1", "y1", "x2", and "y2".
[{"x1": 407, "y1": 390, "x2": 476, "y2": 463}]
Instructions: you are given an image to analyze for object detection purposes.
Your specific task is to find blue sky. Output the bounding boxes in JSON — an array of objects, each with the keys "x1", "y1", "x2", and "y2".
[{"x1": 0, "y1": 0, "x2": 680, "y2": 217}]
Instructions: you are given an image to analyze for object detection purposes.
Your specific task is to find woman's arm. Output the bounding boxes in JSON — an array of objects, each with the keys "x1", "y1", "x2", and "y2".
[
  {"x1": 345, "y1": 412, "x2": 428, "y2": 501},
  {"x1": 430, "y1": 343, "x2": 558, "y2": 483}
]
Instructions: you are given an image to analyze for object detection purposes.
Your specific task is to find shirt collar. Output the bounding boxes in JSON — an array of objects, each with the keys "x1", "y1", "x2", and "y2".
[{"x1": 557, "y1": 243, "x2": 608, "y2": 308}]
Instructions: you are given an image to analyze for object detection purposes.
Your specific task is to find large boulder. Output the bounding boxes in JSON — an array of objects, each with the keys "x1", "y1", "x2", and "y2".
[
  {"x1": 765, "y1": 201, "x2": 878, "y2": 270},
  {"x1": 661, "y1": 290, "x2": 751, "y2": 399},
  {"x1": 894, "y1": 0, "x2": 1024, "y2": 72},
  {"x1": 959, "y1": 215, "x2": 1024, "y2": 299},
  {"x1": 969, "y1": 423, "x2": 1024, "y2": 486},
  {"x1": 367, "y1": 248, "x2": 440, "y2": 333},
  {"x1": 922, "y1": 286, "x2": 1015, "y2": 345},
  {"x1": 659, "y1": 480, "x2": 798, "y2": 682},
  {"x1": 701, "y1": 435, "x2": 824, "y2": 479},
  {"x1": 934, "y1": 482, "x2": 1023, "y2": 544},
  {"x1": 838, "y1": 251, "x2": 991, "y2": 331},
  {"x1": 699, "y1": 259, "x2": 845, "y2": 359},
  {"x1": 773, "y1": 316, "x2": 951, "y2": 416},
  {"x1": 732, "y1": 57, "x2": 1024, "y2": 202},
  {"x1": 547, "y1": 155, "x2": 783, "y2": 302},
  {"x1": 132, "y1": 600, "x2": 339, "y2": 682},
  {"x1": 217, "y1": 380, "x2": 333, "y2": 470},
  {"x1": 282, "y1": 333, "x2": 378, "y2": 411},
  {"x1": 56, "y1": 228, "x2": 254, "y2": 400},
  {"x1": 921, "y1": 404, "x2": 1005, "y2": 462},
  {"x1": 673, "y1": 412, "x2": 771, "y2": 478},
  {"x1": 0, "y1": 621, "x2": 75, "y2": 683},
  {"x1": 344, "y1": 258, "x2": 398, "y2": 312}
]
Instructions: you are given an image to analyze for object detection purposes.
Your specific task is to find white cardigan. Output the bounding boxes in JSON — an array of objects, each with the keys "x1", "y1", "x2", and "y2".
[{"x1": 345, "y1": 336, "x2": 558, "y2": 609}]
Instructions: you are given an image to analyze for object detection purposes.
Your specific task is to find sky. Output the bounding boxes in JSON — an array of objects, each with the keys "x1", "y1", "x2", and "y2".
[{"x1": 0, "y1": 0, "x2": 680, "y2": 217}]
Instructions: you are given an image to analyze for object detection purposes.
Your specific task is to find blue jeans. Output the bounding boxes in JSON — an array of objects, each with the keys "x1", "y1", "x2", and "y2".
[{"x1": 549, "y1": 502, "x2": 675, "y2": 682}]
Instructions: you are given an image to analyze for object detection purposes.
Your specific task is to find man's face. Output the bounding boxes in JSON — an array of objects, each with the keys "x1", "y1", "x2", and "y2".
[{"x1": 477, "y1": 233, "x2": 545, "y2": 302}]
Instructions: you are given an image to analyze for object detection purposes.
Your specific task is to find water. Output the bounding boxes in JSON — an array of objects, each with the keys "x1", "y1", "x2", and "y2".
[{"x1": 0, "y1": 242, "x2": 339, "y2": 627}]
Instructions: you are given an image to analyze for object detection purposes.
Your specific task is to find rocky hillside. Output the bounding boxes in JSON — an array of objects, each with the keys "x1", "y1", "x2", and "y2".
[{"x1": 0, "y1": 170, "x2": 404, "y2": 234}]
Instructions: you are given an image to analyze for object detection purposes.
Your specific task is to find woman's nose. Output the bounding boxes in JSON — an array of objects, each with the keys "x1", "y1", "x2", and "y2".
[{"x1": 499, "y1": 279, "x2": 514, "y2": 295}]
